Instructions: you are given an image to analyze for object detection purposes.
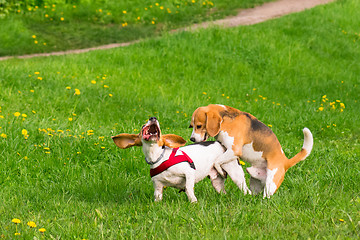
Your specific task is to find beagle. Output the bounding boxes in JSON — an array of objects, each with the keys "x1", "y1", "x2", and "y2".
[
  {"x1": 189, "y1": 104, "x2": 313, "y2": 198},
  {"x1": 112, "y1": 117, "x2": 248, "y2": 203}
]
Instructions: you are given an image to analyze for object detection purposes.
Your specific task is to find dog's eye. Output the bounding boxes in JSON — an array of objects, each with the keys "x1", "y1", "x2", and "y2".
[{"x1": 196, "y1": 125, "x2": 202, "y2": 129}]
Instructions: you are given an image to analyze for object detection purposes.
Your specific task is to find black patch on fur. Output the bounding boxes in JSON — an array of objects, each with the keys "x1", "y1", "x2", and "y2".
[
  {"x1": 220, "y1": 110, "x2": 239, "y2": 119},
  {"x1": 190, "y1": 141, "x2": 217, "y2": 147},
  {"x1": 246, "y1": 114, "x2": 272, "y2": 134}
]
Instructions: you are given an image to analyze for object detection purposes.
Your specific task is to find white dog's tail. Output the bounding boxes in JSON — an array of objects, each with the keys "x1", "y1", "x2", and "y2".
[{"x1": 285, "y1": 128, "x2": 313, "y2": 170}]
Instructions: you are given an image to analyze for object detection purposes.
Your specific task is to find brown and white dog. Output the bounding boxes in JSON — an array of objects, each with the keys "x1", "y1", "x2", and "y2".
[
  {"x1": 112, "y1": 117, "x2": 249, "y2": 203},
  {"x1": 189, "y1": 104, "x2": 313, "y2": 198}
]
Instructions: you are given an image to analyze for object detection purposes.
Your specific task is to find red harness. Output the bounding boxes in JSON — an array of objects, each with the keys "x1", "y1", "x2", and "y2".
[{"x1": 150, "y1": 148, "x2": 196, "y2": 178}]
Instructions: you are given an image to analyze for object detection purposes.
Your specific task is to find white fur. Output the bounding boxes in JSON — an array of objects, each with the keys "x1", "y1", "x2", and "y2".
[
  {"x1": 190, "y1": 131, "x2": 203, "y2": 143},
  {"x1": 140, "y1": 121, "x2": 249, "y2": 202},
  {"x1": 149, "y1": 142, "x2": 230, "y2": 202},
  {"x1": 213, "y1": 131, "x2": 251, "y2": 194},
  {"x1": 302, "y1": 128, "x2": 313, "y2": 159},
  {"x1": 264, "y1": 168, "x2": 278, "y2": 198}
]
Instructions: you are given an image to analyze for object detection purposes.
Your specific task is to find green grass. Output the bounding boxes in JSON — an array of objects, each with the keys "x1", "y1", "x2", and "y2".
[
  {"x1": 0, "y1": 0, "x2": 360, "y2": 238},
  {"x1": 0, "y1": 0, "x2": 274, "y2": 57}
]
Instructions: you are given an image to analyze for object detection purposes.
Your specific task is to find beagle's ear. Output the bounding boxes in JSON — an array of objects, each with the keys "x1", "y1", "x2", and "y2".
[
  {"x1": 112, "y1": 133, "x2": 142, "y2": 149},
  {"x1": 161, "y1": 134, "x2": 187, "y2": 148},
  {"x1": 206, "y1": 111, "x2": 222, "y2": 137}
]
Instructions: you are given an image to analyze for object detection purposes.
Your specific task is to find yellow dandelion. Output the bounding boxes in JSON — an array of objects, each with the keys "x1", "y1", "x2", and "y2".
[
  {"x1": 109, "y1": 94, "x2": 113, "y2": 97},
  {"x1": 30, "y1": 90, "x2": 35, "y2": 93},
  {"x1": 15, "y1": 233, "x2": 21, "y2": 236},
  {"x1": 123, "y1": 10, "x2": 127, "y2": 14},
  {"x1": 32, "y1": 35, "x2": 36, "y2": 39},
  {"x1": 239, "y1": 160, "x2": 245, "y2": 166},
  {"x1": 22, "y1": 114, "x2": 27, "y2": 118},
  {"x1": 27, "y1": 221, "x2": 37, "y2": 228},
  {"x1": 60, "y1": 17, "x2": 64, "y2": 21},
  {"x1": 66, "y1": 86, "x2": 71, "y2": 90},
  {"x1": 12, "y1": 218, "x2": 21, "y2": 224},
  {"x1": 14, "y1": 112, "x2": 21, "y2": 117},
  {"x1": 45, "y1": 14, "x2": 49, "y2": 17},
  {"x1": 151, "y1": 21, "x2": 155, "y2": 24},
  {"x1": 202, "y1": 92, "x2": 207, "y2": 95},
  {"x1": 101, "y1": 147, "x2": 105, "y2": 150},
  {"x1": 39, "y1": 228, "x2": 46, "y2": 233},
  {"x1": 1, "y1": 133, "x2": 7, "y2": 138},
  {"x1": 91, "y1": 80, "x2": 96, "y2": 84},
  {"x1": 68, "y1": 118, "x2": 73, "y2": 121},
  {"x1": 103, "y1": 85, "x2": 109, "y2": 88},
  {"x1": 21, "y1": 129, "x2": 28, "y2": 136},
  {"x1": 74, "y1": 89, "x2": 81, "y2": 95},
  {"x1": 339, "y1": 219, "x2": 344, "y2": 222},
  {"x1": 318, "y1": 107, "x2": 324, "y2": 111},
  {"x1": 0, "y1": 115, "x2": 4, "y2": 119},
  {"x1": 34, "y1": 40, "x2": 38, "y2": 44}
]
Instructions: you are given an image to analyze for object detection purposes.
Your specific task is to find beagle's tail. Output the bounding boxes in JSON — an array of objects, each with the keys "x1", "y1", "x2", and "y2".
[{"x1": 285, "y1": 128, "x2": 313, "y2": 170}]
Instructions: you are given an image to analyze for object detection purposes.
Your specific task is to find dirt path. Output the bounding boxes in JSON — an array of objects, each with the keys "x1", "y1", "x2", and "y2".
[{"x1": 0, "y1": 0, "x2": 334, "y2": 61}]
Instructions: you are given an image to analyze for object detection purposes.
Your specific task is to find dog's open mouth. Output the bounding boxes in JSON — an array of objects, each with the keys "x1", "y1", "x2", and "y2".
[{"x1": 142, "y1": 122, "x2": 160, "y2": 141}]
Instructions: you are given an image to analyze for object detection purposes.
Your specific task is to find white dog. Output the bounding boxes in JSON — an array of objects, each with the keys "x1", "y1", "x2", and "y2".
[{"x1": 112, "y1": 117, "x2": 249, "y2": 202}]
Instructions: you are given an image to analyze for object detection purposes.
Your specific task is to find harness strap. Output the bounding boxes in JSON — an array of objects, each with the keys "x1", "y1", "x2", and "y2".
[{"x1": 150, "y1": 148, "x2": 196, "y2": 178}]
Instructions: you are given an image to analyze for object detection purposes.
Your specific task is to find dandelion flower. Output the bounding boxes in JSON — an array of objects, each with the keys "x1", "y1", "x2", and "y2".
[
  {"x1": 66, "y1": 86, "x2": 71, "y2": 90},
  {"x1": 39, "y1": 228, "x2": 46, "y2": 233},
  {"x1": 103, "y1": 85, "x2": 109, "y2": 88},
  {"x1": 1, "y1": 133, "x2": 7, "y2": 138},
  {"x1": 32, "y1": 35, "x2": 36, "y2": 39},
  {"x1": 91, "y1": 80, "x2": 96, "y2": 84},
  {"x1": 27, "y1": 221, "x2": 37, "y2": 228},
  {"x1": 68, "y1": 118, "x2": 73, "y2": 121},
  {"x1": 12, "y1": 218, "x2": 21, "y2": 224},
  {"x1": 15, "y1": 233, "x2": 21, "y2": 236},
  {"x1": 22, "y1": 129, "x2": 28, "y2": 136},
  {"x1": 74, "y1": 89, "x2": 81, "y2": 95},
  {"x1": 14, "y1": 112, "x2": 21, "y2": 117},
  {"x1": 22, "y1": 114, "x2": 27, "y2": 118},
  {"x1": 318, "y1": 107, "x2": 324, "y2": 111},
  {"x1": 109, "y1": 94, "x2": 113, "y2": 97}
]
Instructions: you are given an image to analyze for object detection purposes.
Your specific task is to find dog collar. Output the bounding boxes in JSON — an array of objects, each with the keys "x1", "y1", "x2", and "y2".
[
  {"x1": 150, "y1": 148, "x2": 196, "y2": 178},
  {"x1": 145, "y1": 147, "x2": 166, "y2": 165}
]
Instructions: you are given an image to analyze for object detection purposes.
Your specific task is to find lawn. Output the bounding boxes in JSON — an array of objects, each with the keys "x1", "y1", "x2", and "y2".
[
  {"x1": 0, "y1": 0, "x2": 359, "y2": 239},
  {"x1": 0, "y1": 0, "x2": 274, "y2": 57}
]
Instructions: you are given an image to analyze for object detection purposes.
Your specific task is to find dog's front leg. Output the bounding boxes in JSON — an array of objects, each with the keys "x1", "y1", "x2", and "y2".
[
  {"x1": 222, "y1": 160, "x2": 251, "y2": 195},
  {"x1": 153, "y1": 181, "x2": 164, "y2": 201},
  {"x1": 209, "y1": 168, "x2": 226, "y2": 194},
  {"x1": 184, "y1": 172, "x2": 197, "y2": 203},
  {"x1": 214, "y1": 149, "x2": 238, "y2": 177}
]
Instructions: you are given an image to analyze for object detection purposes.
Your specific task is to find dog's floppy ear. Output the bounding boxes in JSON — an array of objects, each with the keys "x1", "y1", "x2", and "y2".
[
  {"x1": 112, "y1": 133, "x2": 142, "y2": 149},
  {"x1": 161, "y1": 134, "x2": 187, "y2": 148},
  {"x1": 206, "y1": 111, "x2": 222, "y2": 137}
]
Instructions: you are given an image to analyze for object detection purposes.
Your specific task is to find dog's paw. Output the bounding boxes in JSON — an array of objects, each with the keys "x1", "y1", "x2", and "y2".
[{"x1": 215, "y1": 163, "x2": 226, "y2": 178}]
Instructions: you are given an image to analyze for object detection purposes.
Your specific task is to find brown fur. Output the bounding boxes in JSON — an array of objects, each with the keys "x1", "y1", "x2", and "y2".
[{"x1": 190, "y1": 104, "x2": 311, "y2": 195}]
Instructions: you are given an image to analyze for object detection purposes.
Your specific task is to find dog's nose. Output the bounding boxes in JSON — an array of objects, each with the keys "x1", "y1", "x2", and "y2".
[
  {"x1": 149, "y1": 117, "x2": 157, "y2": 121},
  {"x1": 190, "y1": 137, "x2": 195, "y2": 142}
]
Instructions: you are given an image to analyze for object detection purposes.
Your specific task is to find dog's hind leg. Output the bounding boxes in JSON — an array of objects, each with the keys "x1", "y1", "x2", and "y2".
[
  {"x1": 249, "y1": 176, "x2": 264, "y2": 195},
  {"x1": 222, "y1": 160, "x2": 251, "y2": 195}
]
